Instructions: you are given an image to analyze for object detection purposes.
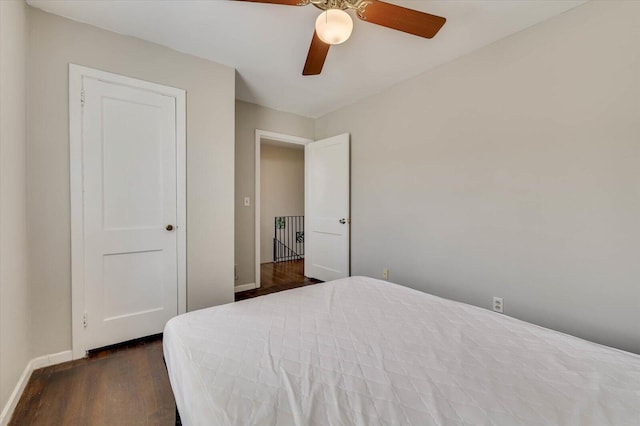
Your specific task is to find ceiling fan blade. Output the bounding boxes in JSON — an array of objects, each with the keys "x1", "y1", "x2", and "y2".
[
  {"x1": 233, "y1": 0, "x2": 306, "y2": 5},
  {"x1": 359, "y1": 0, "x2": 446, "y2": 39},
  {"x1": 302, "y1": 31, "x2": 330, "y2": 76}
]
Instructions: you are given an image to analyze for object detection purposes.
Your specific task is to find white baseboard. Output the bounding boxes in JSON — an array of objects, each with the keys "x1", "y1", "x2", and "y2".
[
  {"x1": 0, "y1": 350, "x2": 73, "y2": 426},
  {"x1": 234, "y1": 283, "x2": 257, "y2": 293},
  {"x1": 0, "y1": 361, "x2": 31, "y2": 426},
  {"x1": 31, "y1": 350, "x2": 73, "y2": 370}
]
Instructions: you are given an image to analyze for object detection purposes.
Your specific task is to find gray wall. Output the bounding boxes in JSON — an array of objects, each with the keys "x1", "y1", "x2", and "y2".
[
  {"x1": 0, "y1": 0, "x2": 31, "y2": 413},
  {"x1": 315, "y1": 1, "x2": 640, "y2": 354},
  {"x1": 235, "y1": 101, "x2": 313, "y2": 286},
  {"x1": 260, "y1": 145, "x2": 305, "y2": 263},
  {"x1": 27, "y1": 7, "x2": 236, "y2": 358}
]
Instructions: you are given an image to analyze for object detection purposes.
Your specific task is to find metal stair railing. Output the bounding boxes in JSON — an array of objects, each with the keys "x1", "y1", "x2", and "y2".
[{"x1": 273, "y1": 215, "x2": 304, "y2": 262}]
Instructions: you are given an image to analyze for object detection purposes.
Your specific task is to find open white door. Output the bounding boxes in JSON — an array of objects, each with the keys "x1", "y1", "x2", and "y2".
[{"x1": 305, "y1": 133, "x2": 350, "y2": 281}]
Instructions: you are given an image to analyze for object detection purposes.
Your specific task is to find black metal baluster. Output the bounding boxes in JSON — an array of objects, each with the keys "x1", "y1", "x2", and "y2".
[{"x1": 289, "y1": 216, "x2": 292, "y2": 261}]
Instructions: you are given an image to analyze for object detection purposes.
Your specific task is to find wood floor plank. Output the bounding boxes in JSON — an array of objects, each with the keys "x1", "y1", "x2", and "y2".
[
  {"x1": 9, "y1": 338, "x2": 175, "y2": 426},
  {"x1": 236, "y1": 259, "x2": 322, "y2": 301}
]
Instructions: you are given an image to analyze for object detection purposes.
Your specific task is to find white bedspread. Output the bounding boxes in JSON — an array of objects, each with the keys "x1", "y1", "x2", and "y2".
[{"x1": 163, "y1": 276, "x2": 640, "y2": 425}]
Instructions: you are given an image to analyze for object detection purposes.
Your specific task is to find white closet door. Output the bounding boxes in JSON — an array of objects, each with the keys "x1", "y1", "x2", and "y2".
[{"x1": 82, "y1": 77, "x2": 179, "y2": 350}]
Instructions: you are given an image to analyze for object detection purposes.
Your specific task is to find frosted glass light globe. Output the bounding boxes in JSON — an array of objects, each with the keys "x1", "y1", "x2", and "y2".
[{"x1": 315, "y1": 9, "x2": 353, "y2": 45}]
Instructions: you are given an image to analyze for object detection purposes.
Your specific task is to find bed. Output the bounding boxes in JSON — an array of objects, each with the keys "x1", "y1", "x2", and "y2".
[{"x1": 163, "y1": 276, "x2": 640, "y2": 425}]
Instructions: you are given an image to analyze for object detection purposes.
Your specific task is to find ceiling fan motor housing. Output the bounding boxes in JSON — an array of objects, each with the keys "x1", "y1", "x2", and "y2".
[{"x1": 307, "y1": 0, "x2": 373, "y2": 17}]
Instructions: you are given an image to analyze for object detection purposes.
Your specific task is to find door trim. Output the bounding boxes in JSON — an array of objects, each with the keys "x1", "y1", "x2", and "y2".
[
  {"x1": 253, "y1": 130, "x2": 313, "y2": 290},
  {"x1": 69, "y1": 64, "x2": 186, "y2": 359}
]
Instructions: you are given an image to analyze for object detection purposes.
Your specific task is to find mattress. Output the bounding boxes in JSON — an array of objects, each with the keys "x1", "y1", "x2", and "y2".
[{"x1": 163, "y1": 276, "x2": 640, "y2": 425}]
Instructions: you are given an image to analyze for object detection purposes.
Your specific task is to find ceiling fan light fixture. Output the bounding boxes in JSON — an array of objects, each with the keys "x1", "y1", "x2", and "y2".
[{"x1": 315, "y1": 9, "x2": 353, "y2": 45}]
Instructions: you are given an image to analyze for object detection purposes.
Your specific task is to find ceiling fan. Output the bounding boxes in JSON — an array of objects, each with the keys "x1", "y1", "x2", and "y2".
[{"x1": 236, "y1": 0, "x2": 446, "y2": 76}]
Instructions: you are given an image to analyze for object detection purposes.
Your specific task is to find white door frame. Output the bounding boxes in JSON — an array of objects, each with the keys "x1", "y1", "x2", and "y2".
[
  {"x1": 251, "y1": 130, "x2": 313, "y2": 291},
  {"x1": 69, "y1": 64, "x2": 187, "y2": 359}
]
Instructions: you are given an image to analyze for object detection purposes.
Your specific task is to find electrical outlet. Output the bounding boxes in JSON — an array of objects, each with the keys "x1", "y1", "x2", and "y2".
[
  {"x1": 383, "y1": 268, "x2": 389, "y2": 280},
  {"x1": 493, "y1": 297, "x2": 504, "y2": 313}
]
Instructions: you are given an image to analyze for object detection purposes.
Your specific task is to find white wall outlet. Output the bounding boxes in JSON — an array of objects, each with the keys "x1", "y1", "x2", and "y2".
[
  {"x1": 383, "y1": 268, "x2": 389, "y2": 280},
  {"x1": 493, "y1": 297, "x2": 504, "y2": 313},
  {"x1": 243, "y1": 196, "x2": 250, "y2": 207}
]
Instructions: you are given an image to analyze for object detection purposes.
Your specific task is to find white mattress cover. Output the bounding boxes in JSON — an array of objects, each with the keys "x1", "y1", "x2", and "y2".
[{"x1": 163, "y1": 276, "x2": 640, "y2": 425}]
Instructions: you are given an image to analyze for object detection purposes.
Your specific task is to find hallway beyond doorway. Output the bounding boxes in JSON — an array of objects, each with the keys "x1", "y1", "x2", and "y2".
[{"x1": 235, "y1": 260, "x2": 321, "y2": 301}]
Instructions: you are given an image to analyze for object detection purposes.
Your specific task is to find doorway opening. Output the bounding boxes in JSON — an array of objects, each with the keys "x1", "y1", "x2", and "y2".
[
  {"x1": 235, "y1": 131, "x2": 350, "y2": 301},
  {"x1": 242, "y1": 131, "x2": 317, "y2": 299}
]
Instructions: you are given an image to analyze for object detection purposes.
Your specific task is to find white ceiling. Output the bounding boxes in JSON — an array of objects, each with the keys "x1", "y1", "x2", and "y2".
[{"x1": 28, "y1": 0, "x2": 587, "y2": 118}]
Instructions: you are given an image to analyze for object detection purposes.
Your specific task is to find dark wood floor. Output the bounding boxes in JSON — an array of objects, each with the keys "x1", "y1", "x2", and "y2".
[
  {"x1": 10, "y1": 336, "x2": 175, "y2": 426},
  {"x1": 10, "y1": 260, "x2": 320, "y2": 425},
  {"x1": 235, "y1": 259, "x2": 322, "y2": 301}
]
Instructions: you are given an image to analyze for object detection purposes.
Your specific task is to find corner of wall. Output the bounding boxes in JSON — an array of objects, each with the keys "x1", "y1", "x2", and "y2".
[{"x1": 0, "y1": 0, "x2": 33, "y2": 422}]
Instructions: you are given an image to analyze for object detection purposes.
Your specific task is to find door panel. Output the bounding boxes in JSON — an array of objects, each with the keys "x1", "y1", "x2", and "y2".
[
  {"x1": 305, "y1": 134, "x2": 350, "y2": 281},
  {"x1": 102, "y1": 250, "x2": 164, "y2": 320},
  {"x1": 82, "y1": 77, "x2": 178, "y2": 350},
  {"x1": 102, "y1": 96, "x2": 164, "y2": 230}
]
